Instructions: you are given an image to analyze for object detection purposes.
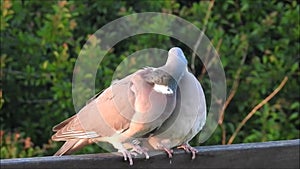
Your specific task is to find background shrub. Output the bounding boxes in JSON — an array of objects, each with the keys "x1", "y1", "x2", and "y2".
[{"x1": 1, "y1": 0, "x2": 299, "y2": 158}]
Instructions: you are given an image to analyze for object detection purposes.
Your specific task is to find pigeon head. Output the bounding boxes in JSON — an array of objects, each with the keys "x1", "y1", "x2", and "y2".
[
  {"x1": 162, "y1": 47, "x2": 188, "y2": 82},
  {"x1": 167, "y1": 47, "x2": 188, "y2": 66}
]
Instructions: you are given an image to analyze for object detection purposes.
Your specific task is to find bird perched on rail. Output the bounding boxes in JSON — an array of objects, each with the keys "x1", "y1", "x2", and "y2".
[
  {"x1": 51, "y1": 47, "x2": 188, "y2": 165},
  {"x1": 130, "y1": 47, "x2": 207, "y2": 160}
]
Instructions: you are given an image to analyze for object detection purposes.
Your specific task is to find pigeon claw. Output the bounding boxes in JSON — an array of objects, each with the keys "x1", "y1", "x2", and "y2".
[
  {"x1": 177, "y1": 143, "x2": 198, "y2": 160},
  {"x1": 130, "y1": 142, "x2": 150, "y2": 159},
  {"x1": 118, "y1": 149, "x2": 134, "y2": 165},
  {"x1": 163, "y1": 147, "x2": 174, "y2": 158}
]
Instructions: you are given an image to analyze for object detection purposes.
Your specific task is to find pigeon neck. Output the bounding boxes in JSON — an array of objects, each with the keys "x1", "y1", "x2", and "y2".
[{"x1": 162, "y1": 64, "x2": 186, "y2": 82}]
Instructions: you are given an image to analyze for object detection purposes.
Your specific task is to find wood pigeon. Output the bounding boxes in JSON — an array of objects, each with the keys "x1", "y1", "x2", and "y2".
[
  {"x1": 51, "y1": 47, "x2": 188, "y2": 165},
  {"x1": 131, "y1": 48, "x2": 207, "y2": 160}
]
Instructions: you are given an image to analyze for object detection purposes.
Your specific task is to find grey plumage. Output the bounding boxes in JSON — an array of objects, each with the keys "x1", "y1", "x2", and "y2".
[{"x1": 132, "y1": 47, "x2": 207, "y2": 159}]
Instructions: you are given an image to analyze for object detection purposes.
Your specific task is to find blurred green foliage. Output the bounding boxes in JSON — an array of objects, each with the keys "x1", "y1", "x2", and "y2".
[
  {"x1": 1, "y1": 0, "x2": 299, "y2": 158},
  {"x1": 0, "y1": 130, "x2": 56, "y2": 158}
]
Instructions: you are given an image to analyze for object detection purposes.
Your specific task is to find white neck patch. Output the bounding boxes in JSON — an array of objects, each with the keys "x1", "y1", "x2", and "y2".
[{"x1": 153, "y1": 84, "x2": 173, "y2": 94}]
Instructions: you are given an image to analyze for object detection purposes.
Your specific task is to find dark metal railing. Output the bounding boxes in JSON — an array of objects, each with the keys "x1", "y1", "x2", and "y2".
[{"x1": 1, "y1": 139, "x2": 299, "y2": 169}]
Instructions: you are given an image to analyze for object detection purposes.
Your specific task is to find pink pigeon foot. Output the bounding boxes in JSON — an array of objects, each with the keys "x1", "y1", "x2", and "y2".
[
  {"x1": 163, "y1": 147, "x2": 174, "y2": 158},
  {"x1": 118, "y1": 148, "x2": 135, "y2": 165},
  {"x1": 177, "y1": 143, "x2": 198, "y2": 160},
  {"x1": 130, "y1": 140, "x2": 150, "y2": 159}
]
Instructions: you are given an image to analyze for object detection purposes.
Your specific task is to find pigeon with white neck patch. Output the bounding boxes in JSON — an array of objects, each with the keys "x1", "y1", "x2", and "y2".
[{"x1": 51, "y1": 47, "x2": 187, "y2": 165}]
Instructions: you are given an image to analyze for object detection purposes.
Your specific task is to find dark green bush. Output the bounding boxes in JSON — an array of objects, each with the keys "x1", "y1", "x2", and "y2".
[{"x1": 1, "y1": 0, "x2": 299, "y2": 158}]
